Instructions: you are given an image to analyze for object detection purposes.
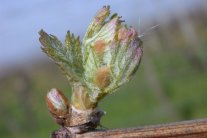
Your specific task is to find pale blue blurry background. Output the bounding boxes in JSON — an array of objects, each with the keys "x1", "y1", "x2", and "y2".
[{"x1": 0, "y1": 0, "x2": 204, "y2": 68}]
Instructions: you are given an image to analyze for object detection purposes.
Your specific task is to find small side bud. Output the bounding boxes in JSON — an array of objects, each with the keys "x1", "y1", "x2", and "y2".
[{"x1": 46, "y1": 88, "x2": 70, "y2": 117}]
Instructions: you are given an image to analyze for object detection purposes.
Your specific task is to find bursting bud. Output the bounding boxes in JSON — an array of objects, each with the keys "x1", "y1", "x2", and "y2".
[
  {"x1": 82, "y1": 6, "x2": 143, "y2": 101},
  {"x1": 46, "y1": 88, "x2": 70, "y2": 118},
  {"x1": 40, "y1": 5, "x2": 143, "y2": 109}
]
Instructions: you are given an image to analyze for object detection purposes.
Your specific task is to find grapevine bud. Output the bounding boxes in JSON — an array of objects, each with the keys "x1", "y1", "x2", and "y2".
[
  {"x1": 46, "y1": 88, "x2": 70, "y2": 117},
  {"x1": 40, "y1": 5, "x2": 143, "y2": 109},
  {"x1": 40, "y1": 5, "x2": 143, "y2": 133},
  {"x1": 82, "y1": 6, "x2": 143, "y2": 101}
]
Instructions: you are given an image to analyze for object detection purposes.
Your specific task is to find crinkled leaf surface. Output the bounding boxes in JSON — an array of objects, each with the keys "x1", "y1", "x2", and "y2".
[{"x1": 39, "y1": 30, "x2": 83, "y2": 84}]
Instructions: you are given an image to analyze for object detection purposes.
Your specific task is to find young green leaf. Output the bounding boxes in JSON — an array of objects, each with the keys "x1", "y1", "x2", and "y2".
[{"x1": 39, "y1": 30, "x2": 83, "y2": 84}]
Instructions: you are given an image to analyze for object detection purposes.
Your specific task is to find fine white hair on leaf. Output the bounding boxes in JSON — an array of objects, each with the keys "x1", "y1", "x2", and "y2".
[{"x1": 138, "y1": 24, "x2": 160, "y2": 38}]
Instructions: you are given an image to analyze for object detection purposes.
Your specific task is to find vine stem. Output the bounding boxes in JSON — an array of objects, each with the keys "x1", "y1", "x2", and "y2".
[{"x1": 52, "y1": 118, "x2": 207, "y2": 138}]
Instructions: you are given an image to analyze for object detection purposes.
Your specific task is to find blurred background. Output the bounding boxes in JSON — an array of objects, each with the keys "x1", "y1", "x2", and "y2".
[{"x1": 1, "y1": 0, "x2": 207, "y2": 137}]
